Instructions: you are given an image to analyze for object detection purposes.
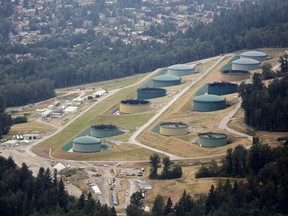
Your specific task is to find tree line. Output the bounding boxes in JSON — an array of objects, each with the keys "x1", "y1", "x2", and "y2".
[
  {"x1": 0, "y1": 156, "x2": 117, "y2": 216},
  {"x1": 0, "y1": 95, "x2": 12, "y2": 138},
  {"x1": 127, "y1": 139, "x2": 288, "y2": 215}
]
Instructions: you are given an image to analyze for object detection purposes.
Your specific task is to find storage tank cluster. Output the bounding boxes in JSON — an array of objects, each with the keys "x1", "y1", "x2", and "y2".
[
  {"x1": 193, "y1": 94, "x2": 226, "y2": 112},
  {"x1": 167, "y1": 64, "x2": 195, "y2": 76},
  {"x1": 159, "y1": 122, "x2": 188, "y2": 136},
  {"x1": 153, "y1": 74, "x2": 181, "y2": 87},
  {"x1": 208, "y1": 82, "x2": 238, "y2": 95},
  {"x1": 119, "y1": 99, "x2": 151, "y2": 114},
  {"x1": 137, "y1": 87, "x2": 167, "y2": 100},
  {"x1": 73, "y1": 136, "x2": 101, "y2": 153},
  {"x1": 220, "y1": 70, "x2": 250, "y2": 82},
  {"x1": 198, "y1": 132, "x2": 228, "y2": 147},
  {"x1": 90, "y1": 124, "x2": 122, "y2": 138}
]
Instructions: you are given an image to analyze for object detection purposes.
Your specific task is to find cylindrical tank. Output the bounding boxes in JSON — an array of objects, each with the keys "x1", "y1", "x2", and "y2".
[
  {"x1": 208, "y1": 82, "x2": 238, "y2": 95},
  {"x1": 119, "y1": 99, "x2": 151, "y2": 114},
  {"x1": 153, "y1": 74, "x2": 181, "y2": 87},
  {"x1": 232, "y1": 58, "x2": 260, "y2": 71},
  {"x1": 137, "y1": 87, "x2": 166, "y2": 100},
  {"x1": 90, "y1": 124, "x2": 121, "y2": 138},
  {"x1": 220, "y1": 70, "x2": 250, "y2": 82},
  {"x1": 240, "y1": 50, "x2": 267, "y2": 62},
  {"x1": 198, "y1": 132, "x2": 228, "y2": 147},
  {"x1": 73, "y1": 136, "x2": 101, "y2": 153},
  {"x1": 193, "y1": 94, "x2": 226, "y2": 112},
  {"x1": 167, "y1": 64, "x2": 195, "y2": 76},
  {"x1": 159, "y1": 122, "x2": 188, "y2": 136}
]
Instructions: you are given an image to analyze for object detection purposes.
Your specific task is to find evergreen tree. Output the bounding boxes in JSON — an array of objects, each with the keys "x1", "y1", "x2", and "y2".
[
  {"x1": 149, "y1": 154, "x2": 161, "y2": 179},
  {"x1": 152, "y1": 194, "x2": 164, "y2": 216},
  {"x1": 164, "y1": 197, "x2": 173, "y2": 215}
]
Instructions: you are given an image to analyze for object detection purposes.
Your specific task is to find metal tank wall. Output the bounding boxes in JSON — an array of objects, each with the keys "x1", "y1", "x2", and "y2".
[
  {"x1": 90, "y1": 125, "x2": 121, "y2": 138},
  {"x1": 198, "y1": 133, "x2": 228, "y2": 147},
  {"x1": 167, "y1": 64, "x2": 195, "y2": 76},
  {"x1": 137, "y1": 88, "x2": 166, "y2": 100},
  {"x1": 119, "y1": 101, "x2": 151, "y2": 113},
  {"x1": 159, "y1": 122, "x2": 188, "y2": 136},
  {"x1": 220, "y1": 71, "x2": 250, "y2": 82},
  {"x1": 208, "y1": 83, "x2": 238, "y2": 95}
]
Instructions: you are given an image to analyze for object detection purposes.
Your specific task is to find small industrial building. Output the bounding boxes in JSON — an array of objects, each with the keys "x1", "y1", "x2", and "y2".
[
  {"x1": 193, "y1": 94, "x2": 226, "y2": 112},
  {"x1": 137, "y1": 87, "x2": 166, "y2": 100},
  {"x1": 232, "y1": 58, "x2": 260, "y2": 71},
  {"x1": 23, "y1": 134, "x2": 41, "y2": 140},
  {"x1": 1, "y1": 140, "x2": 19, "y2": 148},
  {"x1": 208, "y1": 82, "x2": 238, "y2": 95},
  {"x1": 167, "y1": 64, "x2": 196, "y2": 76},
  {"x1": 92, "y1": 89, "x2": 107, "y2": 98},
  {"x1": 41, "y1": 110, "x2": 53, "y2": 118},
  {"x1": 198, "y1": 132, "x2": 228, "y2": 147},
  {"x1": 240, "y1": 50, "x2": 267, "y2": 62},
  {"x1": 73, "y1": 136, "x2": 101, "y2": 153},
  {"x1": 159, "y1": 122, "x2": 188, "y2": 136},
  {"x1": 64, "y1": 106, "x2": 78, "y2": 114},
  {"x1": 90, "y1": 124, "x2": 122, "y2": 138},
  {"x1": 119, "y1": 99, "x2": 151, "y2": 114},
  {"x1": 153, "y1": 74, "x2": 181, "y2": 87},
  {"x1": 220, "y1": 70, "x2": 250, "y2": 82}
]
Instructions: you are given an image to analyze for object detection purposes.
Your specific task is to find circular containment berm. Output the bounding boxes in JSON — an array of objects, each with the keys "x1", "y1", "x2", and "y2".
[
  {"x1": 153, "y1": 74, "x2": 181, "y2": 87},
  {"x1": 119, "y1": 99, "x2": 151, "y2": 114},
  {"x1": 90, "y1": 124, "x2": 121, "y2": 138},
  {"x1": 73, "y1": 136, "x2": 101, "y2": 153},
  {"x1": 240, "y1": 50, "x2": 267, "y2": 62},
  {"x1": 220, "y1": 70, "x2": 250, "y2": 82},
  {"x1": 159, "y1": 122, "x2": 188, "y2": 136},
  {"x1": 193, "y1": 94, "x2": 226, "y2": 112},
  {"x1": 232, "y1": 58, "x2": 260, "y2": 71},
  {"x1": 137, "y1": 87, "x2": 166, "y2": 100},
  {"x1": 198, "y1": 132, "x2": 228, "y2": 148},
  {"x1": 167, "y1": 64, "x2": 196, "y2": 76},
  {"x1": 208, "y1": 82, "x2": 238, "y2": 95}
]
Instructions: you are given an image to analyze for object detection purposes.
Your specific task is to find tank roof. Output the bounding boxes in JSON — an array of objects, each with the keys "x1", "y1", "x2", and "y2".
[
  {"x1": 153, "y1": 74, "x2": 181, "y2": 82},
  {"x1": 198, "y1": 132, "x2": 227, "y2": 139},
  {"x1": 121, "y1": 99, "x2": 150, "y2": 105},
  {"x1": 160, "y1": 122, "x2": 188, "y2": 128},
  {"x1": 240, "y1": 50, "x2": 267, "y2": 57},
  {"x1": 168, "y1": 64, "x2": 195, "y2": 70},
  {"x1": 233, "y1": 58, "x2": 260, "y2": 65},
  {"x1": 194, "y1": 94, "x2": 225, "y2": 102},
  {"x1": 73, "y1": 136, "x2": 101, "y2": 145}
]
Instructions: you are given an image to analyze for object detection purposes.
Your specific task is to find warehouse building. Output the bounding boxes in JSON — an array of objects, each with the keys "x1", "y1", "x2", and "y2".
[
  {"x1": 208, "y1": 82, "x2": 238, "y2": 95},
  {"x1": 198, "y1": 132, "x2": 228, "y2": 147},
  {"x1": 167, "y1": 64, "x2": 196, "y2": 76},
  {"x1": 137, "y1": 87, "x2": 166, "y2": 100},
  {"x1": 159, "y1": 122, "x2": 188, "y2": 136},
  {"x1": 119, "y1": 99, "x2": 151, "y2": 114},
  {"x1": 193, "y1": 94, "x2": 226, "y2": 112},
  {"x1": 73, "y1": 136, "x2": 101, "y2": 153},
  {"x1": 153, "y1": 74, "x2": 181, "y2": 87},
  {"x1": 232, "y1": 58, "x2": 260, "y2": 71},
  {"x1": 240, "y1": 50, "x2": 267, "y2": 62}
]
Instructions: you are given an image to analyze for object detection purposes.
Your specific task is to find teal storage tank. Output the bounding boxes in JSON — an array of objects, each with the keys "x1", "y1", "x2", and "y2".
[
  {"x1": 153, "y1": 74, "x2": 181, "y2": 87},
  {"x1": 137, "y1": 87, "x2": 166, "y2": 100},
  {"x1": 198, "y1": 132, "x2": 228, "y2": 147},
  {"x1": 208, "y1": 82, "x2": 238, "y2": 95},
  {"x1": 193, "y1": 94, "x2": 226, "y2": 112},
  {"x1": 90, "y1": 124, "x2": 122, "y2": 138},
  {"x1": 73, "y1": 136, "x2": 101, "y2": 153}
]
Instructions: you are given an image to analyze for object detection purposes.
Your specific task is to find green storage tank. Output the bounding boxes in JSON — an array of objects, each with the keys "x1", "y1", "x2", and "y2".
[
  {"x1": 153, "y1": 74, "x2": 181, "y2": 87},
  {"x1": 90, "y1": 124, "x2": 122, "y2": 138},
  {"x1": 208, "y1": 82, "x2": 238, "y2": 95},
  {"x1": 73, "y1": 136, "x2": 101, "y2": 153},
  {"x1": 198, "y1": 132, "x2": 228, "y2": 147},
  {"x1": 193, "y1": 94, "x2": 226, "y2": 112},
  {"x1": 137, "y1": 87, "x2": 166, "y2": 100}
]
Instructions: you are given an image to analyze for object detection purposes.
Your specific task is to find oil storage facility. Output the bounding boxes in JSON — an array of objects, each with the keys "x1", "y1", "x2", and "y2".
[
  {"x1": 159, "y1": 122, "x2": 188, "y2": 136},
  {"x1": 198, "y1": 132, "x2": 228, "y2": 147},
  {"x1": 153, "y1": 74, "x2": 181, "y2": 87},
  {"x1": 220, "y1": 70, "x2": 250, "y2": 82},
  {"x1": 167, "y1": 64, "x2": 195, "y2": 76},
  {"x1": 240, "y1": 50, "x2": 267, "y2": 62},
  {"x1": 73, "y1": 136, "x2": 101, "y2": 153},
  {"x1": 208, "y1": 82, "x2": 238, "y2": 95},
  {"x1": 137, "y1": 87, "x2": 166, "y2": 100},
  {"x1": 193, "y1": 94, "x2": 226, "y2": 112},
  {"x1": 119, "y1": 99, "x2": 151, "y2": 114},
  {"x1": 232, "y1": 58, "x2": 260, "y2": 71},
  {"x1": 90, "y1": 124, "x2": 122, "y2": 138}
]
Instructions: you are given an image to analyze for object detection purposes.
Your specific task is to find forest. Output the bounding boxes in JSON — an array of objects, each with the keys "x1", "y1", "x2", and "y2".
[
  {"x1": 0, "y1": 156, "x2": 117, "y2": 216},
  {"x1": 0, "y1": 0, "x2": 288, "y2": 106},
  {"x1": 127, "y1": 139, "x2": 288, "y2": 216}
]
